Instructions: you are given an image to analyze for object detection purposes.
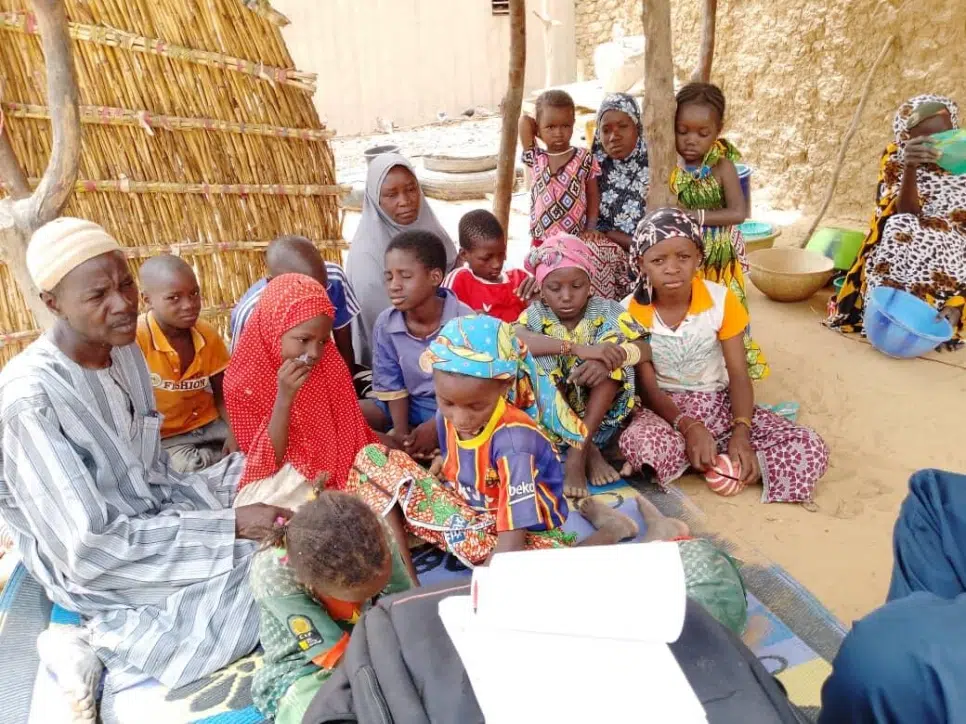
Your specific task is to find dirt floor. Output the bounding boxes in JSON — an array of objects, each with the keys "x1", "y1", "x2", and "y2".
[{"x1": 336, "y1": 123, "x2": 966, "y2": 627}]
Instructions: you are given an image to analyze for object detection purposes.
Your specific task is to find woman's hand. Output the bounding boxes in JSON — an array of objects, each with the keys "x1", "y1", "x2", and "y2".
[
  {"x1": 938, "y1": 304, "x2": 963, "y2": 329},
  {"x1": 727, "y1": 426, "x2": 760, "y2": 485},
  {"x1": 514, "y1": 276, "x2": 539, "y2": 302},
  {"x1": 277, "y1": 358, "x2": 311, "y2": 402},
  {"x1": 577, "y1": 342, "x2": 626, "y2": 370},
  {"x1": 568, "y1": 360, "x2": 611, "y2": 387},
  {"x1": 682, "y1": 418, "x2": 717, "y2": 472},
  {"x1": 904, "y1": 136, "x2": 940, "y2": 168},
  {"x1": 403, "y1": 420, "x2": 439, "y2": 460}
]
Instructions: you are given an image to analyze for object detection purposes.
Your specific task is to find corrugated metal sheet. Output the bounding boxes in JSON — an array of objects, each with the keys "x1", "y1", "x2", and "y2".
[{"x1": 273, "y1": 0, "x2": 576, "y2": 136}]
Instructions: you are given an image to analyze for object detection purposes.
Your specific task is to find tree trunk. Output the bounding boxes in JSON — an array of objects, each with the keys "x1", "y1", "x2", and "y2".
[
  {"x1": 641, "y1": 0, "x2": 677, "y2": 209},
  {"x1": 0, "y1": 0, "x2": 81, "y2": 330},
  {"x1": 493, "y1": 0, "x2": 526, "y2": 235},
  {"x1": 691, "y1": 0, "x2": 717, "y2": 82}
]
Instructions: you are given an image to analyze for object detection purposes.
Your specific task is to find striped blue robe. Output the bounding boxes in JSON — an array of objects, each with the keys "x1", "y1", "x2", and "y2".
[{"x1": 0, "y1": 336, "x2": 257, "y2": 690}]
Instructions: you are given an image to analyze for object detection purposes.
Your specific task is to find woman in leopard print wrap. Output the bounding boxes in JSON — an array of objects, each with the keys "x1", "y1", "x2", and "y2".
[{"x1": 829, "y1": 95, "x2": 966, "y2": 344}]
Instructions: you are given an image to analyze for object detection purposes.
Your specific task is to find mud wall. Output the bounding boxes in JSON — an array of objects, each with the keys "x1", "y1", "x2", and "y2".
[{"x1": 575, "y1": 0, "x2": 966, "y2": 224}]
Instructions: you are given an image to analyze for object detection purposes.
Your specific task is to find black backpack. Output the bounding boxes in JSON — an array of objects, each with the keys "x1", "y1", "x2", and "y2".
[{"x1": 304, "y1": 581, "x2": 811, "y2": 724}]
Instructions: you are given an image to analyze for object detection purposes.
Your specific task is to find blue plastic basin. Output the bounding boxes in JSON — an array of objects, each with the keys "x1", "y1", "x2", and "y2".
[{"x1": 865, "y1": 287, "x2": 953, "y2": 358}]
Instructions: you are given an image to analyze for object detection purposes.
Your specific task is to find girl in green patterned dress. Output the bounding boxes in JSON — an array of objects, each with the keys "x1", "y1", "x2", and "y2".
[{"x1": 670, "y1": 83, "x2": 769, "y2": 380}]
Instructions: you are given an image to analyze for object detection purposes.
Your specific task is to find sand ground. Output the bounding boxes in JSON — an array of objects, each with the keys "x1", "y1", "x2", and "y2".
[{"x1": 340, "y1": 159, "x2": 966, "y2": 627}]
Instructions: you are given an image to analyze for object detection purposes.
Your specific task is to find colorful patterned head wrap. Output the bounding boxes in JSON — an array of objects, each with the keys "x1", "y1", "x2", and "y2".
[
  {"x1": 631, "y1": 207, "x2": 704, "y2": 269},
  {"x1": 894, "y1": 95, "x2": 959, "y2": 145},
  {"x1": 419, "y1": 314, "x2": 586, "y2": 447},
  {"x1": 629, "y1": 208, "x2": 704, "y2": 305},
  {"x1": 525, "y1": 234, "x2": 597, "y2": 287}
]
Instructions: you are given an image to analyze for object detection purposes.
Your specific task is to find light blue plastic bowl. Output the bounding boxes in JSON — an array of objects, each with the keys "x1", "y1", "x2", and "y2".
[
  {"x1": 865, "y1": 287, "x2": 953, "y2": 358},
  {"x1": 738, "y1": 220, "x2": 773, "y2": 239}
]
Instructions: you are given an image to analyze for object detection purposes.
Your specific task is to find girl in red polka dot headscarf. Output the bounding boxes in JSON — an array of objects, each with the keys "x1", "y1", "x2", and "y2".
[{"x1": 225, "y1": 274, "x2": 378, "y2": 492}]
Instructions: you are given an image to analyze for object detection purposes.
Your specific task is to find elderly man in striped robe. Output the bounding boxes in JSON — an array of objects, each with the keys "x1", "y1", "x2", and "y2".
[{"x1": 0, "y1": 218, "x2": 290, "y2": 721}]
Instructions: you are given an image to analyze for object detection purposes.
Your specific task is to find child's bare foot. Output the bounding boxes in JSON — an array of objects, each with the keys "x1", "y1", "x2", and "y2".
[
  {"x1": 564, "y1": 448, "x2": 589, "y2": 499},
  {"x1": 636, "y1": 496, "x2": 690, "y2": 542},
  {"x1": 578, "y1": 497, "x2": 639, "y2": 542},
  {"x1": 586, "y1": 443, "x2": 622, "y2": 487},
  {"x1": 620, "y1": 461, "x2": 634, "y2": 478}
]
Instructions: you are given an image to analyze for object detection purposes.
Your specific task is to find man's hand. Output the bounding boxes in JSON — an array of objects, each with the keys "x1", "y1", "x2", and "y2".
[{"x1": 235, "y1": 503, "x2": 293, "y2": 541}]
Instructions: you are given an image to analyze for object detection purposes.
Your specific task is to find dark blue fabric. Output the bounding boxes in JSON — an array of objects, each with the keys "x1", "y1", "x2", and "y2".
[{"x1": 820, "y1": 469, "x2": 966, "y2": 724}]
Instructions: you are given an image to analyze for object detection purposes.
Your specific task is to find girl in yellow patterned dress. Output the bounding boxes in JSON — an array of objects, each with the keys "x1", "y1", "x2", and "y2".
[{"x1": 670, "y1": 82, "x2": 769, "y2": 380}]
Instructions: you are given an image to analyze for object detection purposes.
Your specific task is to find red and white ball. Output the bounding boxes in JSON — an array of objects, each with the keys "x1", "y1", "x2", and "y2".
[{"x1": 704, "y1": 454, "x2": 743, "y2": 496}]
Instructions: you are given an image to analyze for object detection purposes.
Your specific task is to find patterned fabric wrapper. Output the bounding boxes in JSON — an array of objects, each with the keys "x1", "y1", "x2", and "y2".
[
  {"x1": 346, "y1": 444, "x2": 576, "y2": 567},
  {"x1": 618, "y1": 390, "x2": 830, "y2": 504}
]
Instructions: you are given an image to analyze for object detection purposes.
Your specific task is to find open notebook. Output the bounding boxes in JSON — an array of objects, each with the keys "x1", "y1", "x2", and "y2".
[{"x1": 438, "y1": 542, "x2": 707, "y2": 723}]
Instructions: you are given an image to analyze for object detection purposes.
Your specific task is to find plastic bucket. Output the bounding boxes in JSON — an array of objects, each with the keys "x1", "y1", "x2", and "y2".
[
  {"x1": 364, "y1": 144, "x2": 400, "y2": 165},
  {"x1": 805, "y1": 227, "x2": 866, "y2": 271},
  {"x1": 865, "y1": 287, "x2": 953, "y2": 358},
  {"x1": 736, "y1": 164, "x2": 753, "y2": 215}
]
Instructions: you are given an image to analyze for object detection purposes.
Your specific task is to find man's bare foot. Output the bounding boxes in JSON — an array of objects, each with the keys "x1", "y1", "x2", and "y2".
[
  {"x1": 37, "y1": 627, "x2": 102, "y2": 722},
  {"x1": 578, "y1": 497, "x2": 639, "y2": 543},
  {"x1": 636, "y1": 496, "x2": 690, "y2": 542},
  {"x1": 586, "y1": 443, "x2": 622, "y2": 487},
  {"x1": 564, "y1": 448, "x2": 589, "y2": 499}
]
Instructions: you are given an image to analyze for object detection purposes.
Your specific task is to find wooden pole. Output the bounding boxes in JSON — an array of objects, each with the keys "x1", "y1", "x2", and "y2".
[
  {"x1": 493, "y1": 0, "x2": 527, "y2": 235},
  {"x1": 798, "y1": 35, "x2": 895, "y2": 248},
  {"x1": 691, "y1": 0, "x2": 717, "y2": 82},
  {"x1": 641, "y1": 0, "x2": 677, "y2": 209},
  {"x1": 0, "y1": 0, "x2": 81, "y2": 329}
]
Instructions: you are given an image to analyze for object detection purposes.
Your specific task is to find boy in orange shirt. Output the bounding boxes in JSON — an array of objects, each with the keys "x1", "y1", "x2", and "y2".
[{"x1": 136, "y1": 255, "x2": 235, "y2": 473}]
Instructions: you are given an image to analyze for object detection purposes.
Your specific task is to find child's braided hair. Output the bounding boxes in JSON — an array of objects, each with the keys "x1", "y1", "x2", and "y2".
[
  {"x1": 675, "y1": 82, "x2": 726, "y2": 126},
  {"x1": 265, "y1": 484, "x2": 390, "y2": 592}
]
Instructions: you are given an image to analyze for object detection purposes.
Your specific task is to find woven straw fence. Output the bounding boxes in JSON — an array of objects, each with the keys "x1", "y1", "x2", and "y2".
[{"x1": 0, "y1": 0, "x2": 346, "y2": 365}]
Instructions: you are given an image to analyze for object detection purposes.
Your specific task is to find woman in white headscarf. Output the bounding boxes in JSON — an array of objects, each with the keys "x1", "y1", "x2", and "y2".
[{"x1": 346, "y1": 153, "x2": 457, "y2": 365}]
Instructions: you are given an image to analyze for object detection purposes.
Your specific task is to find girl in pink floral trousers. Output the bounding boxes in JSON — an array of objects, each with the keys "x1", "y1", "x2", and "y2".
[{"x1": 618, "y1": 209, "x2": 829, "y2": 503}]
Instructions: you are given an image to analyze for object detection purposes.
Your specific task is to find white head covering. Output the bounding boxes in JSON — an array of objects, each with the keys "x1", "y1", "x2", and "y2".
[
  {"x1": 27, "y1": 217, "x2": 122, "y2": 291},
  {"x1": 345, "y1": 153, "x2": 456, "y2": 365}
]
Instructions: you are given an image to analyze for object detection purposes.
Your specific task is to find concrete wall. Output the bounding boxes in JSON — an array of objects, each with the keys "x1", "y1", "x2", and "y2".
[
  {"x1": 274, "y1": 0, "x2": 576, "y2": 137},
  {"x1": 574, "y1": 0, "x2": 966, "y2": 221}
]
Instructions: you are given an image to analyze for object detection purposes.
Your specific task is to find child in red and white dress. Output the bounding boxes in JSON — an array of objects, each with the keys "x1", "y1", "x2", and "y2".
[{"x1": 443, "y1": 209, "x2": 537, "y2": 323}]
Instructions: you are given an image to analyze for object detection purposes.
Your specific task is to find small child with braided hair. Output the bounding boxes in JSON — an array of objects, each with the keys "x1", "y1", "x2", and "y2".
[{"x1": 250, "y1": 487, "x2": 413, "y2": 724}]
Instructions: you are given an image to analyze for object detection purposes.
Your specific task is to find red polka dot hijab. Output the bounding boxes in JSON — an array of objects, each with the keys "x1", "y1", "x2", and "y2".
[{"x1": 224, "y1": 273, "x2": 376, "y2": 491}]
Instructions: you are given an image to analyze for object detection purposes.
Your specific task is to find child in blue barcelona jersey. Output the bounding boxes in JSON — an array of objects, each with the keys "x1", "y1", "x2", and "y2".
[
  {"x1": 250, "y1": 488, "x2": 413, "y2": 724},
  {"x1": 347, "y1": 315, "x2": 639, "y2": 567},
  {"x1": 346, "y1": 317, "x2": 747, "y2": 633}
]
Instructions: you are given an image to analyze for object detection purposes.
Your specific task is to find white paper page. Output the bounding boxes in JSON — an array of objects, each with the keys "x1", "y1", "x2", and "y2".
[
  {"x1": 439, "y1": 595, "x2": 706, "y2": 724},
  {"x1": 474, "y1": 541, "x2": 686, "y2": 643}
]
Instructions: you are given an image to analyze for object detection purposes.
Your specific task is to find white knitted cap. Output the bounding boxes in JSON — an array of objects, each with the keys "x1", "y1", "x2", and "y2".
[{"x1": 27, "y1": 217, "x2": 122, "y2": 291}]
